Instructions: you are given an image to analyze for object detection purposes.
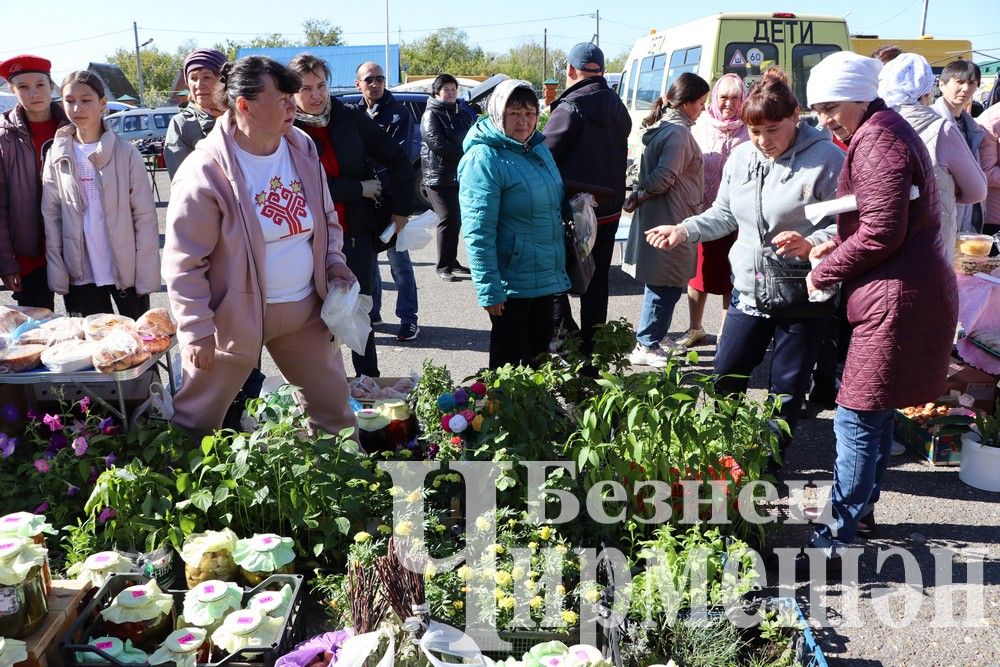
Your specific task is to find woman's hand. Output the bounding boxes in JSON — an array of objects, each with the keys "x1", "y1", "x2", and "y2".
[
  {"x1": 327, "y1": 262, "x2": 357, "y2": 285},
  {"x1": 2, "y1": 273, "x2": 22, "y2": 292},
  {"x1": 809, "y1": 239, "x2": 837, "y2": 261},
  {"x1": 773, "y1": 231, "x2": 814, "y2": 260},
  {"x1": 186, "y1": 337, "x2": 215, "y2": 372},
  {"x1": 391, "y1": 214, "x2": 409, "y2": 234},
  {"x1": 645, "y1": 225, "x2": 688, "y2": 250},
  {"x1": 361, "y1": 179, "x2": 382, "y2": 200},
  {"x1": 622, "y1": 190, "x2": 641, "y2": 213},
  {"x1": 484, "y1": 302, "x2": 505, "y2": 316},
  {"x1": 806, "y1": 273, "x2": 817, "y2": 294}
]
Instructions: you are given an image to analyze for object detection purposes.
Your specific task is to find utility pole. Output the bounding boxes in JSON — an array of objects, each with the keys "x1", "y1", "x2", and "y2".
[
  {"x1": 595, "y1": 9, "x2": 600, "y2": 48},
  {"x1": 919, "y1": 0, "x2": 929, "y2": 36},
  {"x1": 543, "y1": 29, "x2": 548, "y2": 87},
  {"x1": 385, "y1": 0, "x2": 391, "y2": 83},
  {"x1": 133, "y1": 22, "x2": 145, "y2": 107}
]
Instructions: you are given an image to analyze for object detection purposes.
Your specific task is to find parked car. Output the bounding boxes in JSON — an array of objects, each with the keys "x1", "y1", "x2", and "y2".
[{"x1": 104, "y1": 106, "x2": 180, "y2": 142}]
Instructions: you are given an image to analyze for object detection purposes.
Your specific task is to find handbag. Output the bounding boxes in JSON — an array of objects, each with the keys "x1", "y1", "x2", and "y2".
[
  {"x1": 564, "y1": 217, "x2": 595, "y2": 296},
  {"x1": 751, "y1": 164, "x2": 838, "y2": 319}
]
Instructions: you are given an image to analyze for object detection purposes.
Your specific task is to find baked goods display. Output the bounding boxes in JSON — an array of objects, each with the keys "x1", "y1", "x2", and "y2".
[
  {"x1": 0, "y1": 345, "x2": 46, "y2": 373},
  {"x1": 41, "y1": 340, "x2": 98, "y2": 373},
  {"x1": 83, "y1": 314, "x2": 137, "y2": 342},
  {"x1": 0, "y1": 307, "x2": 29, "y2": 337},
  {"x1": 136, "y1": 308, "x2": 176, "y2": 336},
  {"x1": 16, "y1": 317, "x2": 85, "y2": 346},
  {"x1": 92, "y1": 329, "x2": 150, "y2": 373}
]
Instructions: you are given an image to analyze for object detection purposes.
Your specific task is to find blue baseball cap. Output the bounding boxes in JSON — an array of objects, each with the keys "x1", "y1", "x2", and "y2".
[{"x1": 567, "y1": 42, "x2": 605, "y2": 73}]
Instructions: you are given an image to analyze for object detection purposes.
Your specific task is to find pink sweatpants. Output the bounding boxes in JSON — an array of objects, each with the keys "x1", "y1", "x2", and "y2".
[{"x1": 172, "y1": 292, "x2": 355, "y2": 436}]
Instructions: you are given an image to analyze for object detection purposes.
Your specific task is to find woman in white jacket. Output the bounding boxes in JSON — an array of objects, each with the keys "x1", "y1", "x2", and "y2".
[{"x1": 41, "y1": 70, "x2": 159, "y2": 318}]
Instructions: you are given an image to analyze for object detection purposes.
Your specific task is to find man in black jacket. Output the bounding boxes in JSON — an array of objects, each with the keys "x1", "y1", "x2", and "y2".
[
  {"x1": 353, "y1": 61, "x2": 421, "y2": 342},
  {"x1": 543, "y1": 42, "x2": 631, "y2": 359}
]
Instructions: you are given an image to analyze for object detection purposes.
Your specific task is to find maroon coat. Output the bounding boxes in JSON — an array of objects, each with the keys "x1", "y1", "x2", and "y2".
[{"x1": 811, "y1": 99, "x2": 958, "y2": 411}]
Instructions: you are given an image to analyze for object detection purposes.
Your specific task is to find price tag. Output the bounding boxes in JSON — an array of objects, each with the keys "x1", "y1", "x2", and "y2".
[
  {"x1": 96, "y1": 642, "x2": 114, "y2": 650},
  {"x1": 177, "y1": 634, "x2": 197, "y2": 645},
  {"x1": 237, "y1": 616, "x2": 254, "y2": 625},
  {"x1": 258, "y1": 596, "x2": 273, "y2": 604},
  {"x1": 3, "y1": 516, "x2": 20, "y2": 523},
  {"x1": 203, "y1": 585, "x2": 215, "y2": 594},
  {"x1": 262, "y1": 537, "x2": 275, "y2": 545},
  {"x1": 0, "y1": 541, "x2": 14, "y2": 551},
  {"x1": 94, "y1": 555, "x2": 111, "y2": 563},
  {"x1": 130, "y1": 589, "x2": 146, "y2": 599}
]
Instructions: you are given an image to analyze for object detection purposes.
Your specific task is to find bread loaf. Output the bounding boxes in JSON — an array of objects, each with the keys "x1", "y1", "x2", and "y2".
[
  {"x1": 136, "y1": 308, "x2": 176, "y2": 336},
  {"x1": 93, "y1": 329, "x2": 149, "y2": 373},
  {"x1": 41, "y1": 340, "x2": 98, "y2": 373},
  {"x1": 83, "y1": 314, "x2": 137, "y2": 341},
  {"x1": 0, "y1": 345, "x2": 46, "y2": 373},
  {"x1": 0, "y1": 307, "x2": 29, "y2": 336},
  {"x1": 17, "y1": 317, "x2": 85, "y2": 346}
]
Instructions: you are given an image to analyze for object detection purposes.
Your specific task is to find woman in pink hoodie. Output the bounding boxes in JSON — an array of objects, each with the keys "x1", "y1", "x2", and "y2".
[{"x1": 163, "y1": 57, "x2": 357, "y2": 436}]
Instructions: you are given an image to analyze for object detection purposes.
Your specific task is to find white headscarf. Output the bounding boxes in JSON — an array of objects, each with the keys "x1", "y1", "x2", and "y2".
[
  {"x1": 487, "y1": 79, "x2": 535, "y2": 138},
  {"x1": 877, "y1": 53, "x2": 935, "y2": 108},
  {"x1": 807, "y1": 51, "x2": 883, "y2": 107}
]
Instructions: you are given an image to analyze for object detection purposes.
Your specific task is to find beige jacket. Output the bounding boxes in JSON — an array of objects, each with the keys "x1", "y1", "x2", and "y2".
[
  {"x1": 41, "y1": 121, "x2": 160, "y2": 295},
  {"x1": 163, "y1": 112, "x2": 349, "y2": 357}
]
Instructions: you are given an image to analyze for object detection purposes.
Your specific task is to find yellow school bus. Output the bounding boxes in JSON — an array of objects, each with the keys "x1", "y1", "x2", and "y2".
[
  {"x1": 850, "y1": 36, "x2": 973, "y2": 72},
  {"x1": 617, "y1": 12, "x2": 851, "y2": 162}
]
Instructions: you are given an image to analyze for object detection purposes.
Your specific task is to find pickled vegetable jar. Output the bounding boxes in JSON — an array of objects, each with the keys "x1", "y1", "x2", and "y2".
[
  {"x1": 149, "y1": 627, "x2": 211, "y2": 667},
  {"x1": 247, "y1": 584, "x2": 293, "y2": 619},
  {"x1": 67, "y1": 551, "x2": 136, "y2": 588},
  {"x1": 378, "y1": 399, "x2": 418, "y2": 449},
  {"x1": 181, "y1": 580, "x2": 242, "y2": 632},
  {"x1": 0, "y1": 536, "x2": 49, "y2": 638},
  {"x1": 0, "y1": 512, "x2": 56, "y2": 595},
  {"x1": 356, "y1": 409, "x2": 391, "y2": 454},
  {"x1": 233, "y1": 534, "x2": 295, "y2": 586},
  {"x1": 180, "y1": 529, "x2": 238, "y2": 588},
  {"x1": 76, "y1": 636, "x2": 149, "y2": 664},
  {"x1": 210, "y1": 609, "x2": 282, "y2": 656},
  {"x1": 99, "y1": 580, "x2": 174, "y2": 651}
]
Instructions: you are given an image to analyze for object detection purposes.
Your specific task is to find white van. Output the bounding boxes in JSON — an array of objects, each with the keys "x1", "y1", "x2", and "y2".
[{"x1": 617, "y1": 12, "x2": 850, "y2": 162}]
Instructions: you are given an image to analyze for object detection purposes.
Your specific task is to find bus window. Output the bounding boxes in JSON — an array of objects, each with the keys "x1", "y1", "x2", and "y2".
[
  {"x1": 792, "y1": 44, "x2": 841, "y2": 106},
  {"x1": 635, "y1": 53, "x2": 666, "y2": 111},
  {"x1": 723, "y1": 42, "x2": 779, "y2": 84},
  {"x1": 623, "y1": 59, "x2": 639, "y2": 106},
  {"x1": 665, "y1": 46, "x2": 702, "y2": 89}
]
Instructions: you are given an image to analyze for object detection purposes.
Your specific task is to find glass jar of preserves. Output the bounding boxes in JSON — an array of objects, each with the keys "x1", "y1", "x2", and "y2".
[
  {"x1": 0, "y1": 512, "x2": 56, "y2": 595},
  {"x1": 180, "y1": 529, "x2": 238, "y2": 589},
  {"x1": 210, "y1": 609, "x2": 282, "y2": 657},
  {"x1": 0, "y1": 537, "x2": 49, "y2": 638},
  {"x1": 181, "y1": 580, "x2": 242, "y2": 634},
  {"x1": 247, "y1": 584, "x2": 293, "y2": 620},
  {"x1": 67, "y1": 551, "x2": 136, "y2": 588},
  {"x1": 356, "y1": 409, "x2": 391, "y2": 454},
  {"x1": 99, "y1": 580, "x2": 174, "y2": 651},
  {"x1": 149, "y1": 627, "x2": 211, "y2": 667},
  {"x1": 233, "y1": 534, "x2": 295, "y2": 587},
  {"x1": 76, "y1": 636, "x2": 149, "y2": 664},
  {"x1": 0, "y1": 637, "x2": 28, "y2": 666},
  {"x1": 378, "y1": 399, "x2": 418, "y2": 449}
]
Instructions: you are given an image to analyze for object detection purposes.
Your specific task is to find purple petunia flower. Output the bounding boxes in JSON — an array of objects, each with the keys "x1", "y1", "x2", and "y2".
[
  {"x1": 98, "y1": 507, "x2": 117, "y2": 524},
  {"x1": 0, "y1": 434, "x2": 15, "y2": 458},
  {"x1": 104, "y1": 452, "x2": 117, "y2": 468},
  {"x1": 88, "y1": 467, "x2": 99, "y2": 483},
  {"x1": 34, "y1": 502, "x2": 49, "y2": 514},
  {"x1": 26, "y1": 408, "x2": 41, "y2": 422},
  {"x1": 98, "y1": 417, "x2": 115, "y2": 434},
  {"x1": 79, "y1": 397, "x2": 91, "y2": 413},
  {"x1": 33, "y1": 459, "x2": 50, "y2": 473},
  {"x1": 43, "y1": 414, "x2": 63, "y2": 432},
  {"x1": 67, "y1": 484, "x2": 80, "y2": 497},
  {"x1": 48, "y1": 432, "x2": 68, "y2": 452},
  {"x1": 1, "y1": 404, "x2": 19, "y2": 422},
  {"x1": 72, "y1": 436, "x2": 88, "y2": 457}
]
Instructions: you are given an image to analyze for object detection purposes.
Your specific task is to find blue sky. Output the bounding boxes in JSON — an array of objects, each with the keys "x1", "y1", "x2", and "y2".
[{"x1": 1, "y1": 0, "x2": 995, "y2": 81}]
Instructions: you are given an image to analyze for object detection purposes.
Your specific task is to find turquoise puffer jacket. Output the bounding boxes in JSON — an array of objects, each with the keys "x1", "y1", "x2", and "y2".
[{"x1": 458, "y1": 117, "x2": 570, "y2": 307}]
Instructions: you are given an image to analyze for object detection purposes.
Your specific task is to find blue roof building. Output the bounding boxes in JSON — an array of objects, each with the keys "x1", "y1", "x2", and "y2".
[{"x1": 236, "y1": 44, "x2": 401, "y2": 87}]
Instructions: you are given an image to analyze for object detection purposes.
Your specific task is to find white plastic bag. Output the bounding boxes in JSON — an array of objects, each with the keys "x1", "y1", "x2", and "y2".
[
  {"x1": 419, "y1": 620, "x2": 487, "y2": 667},
  {"x1": 569, "y1": 192, "x2": 598, "y2": 255},
  {"x1": 395, "y1": 210, "x2": 439, "y2": 253},
  {"x1": 321, "y1": 280, "x2": 372, "y2": 355},
  {"x1": 41, "y1": 340, "x2": 98, "y2": 373},
  {"x1": 333, "y1": 629, "x2": 395, "y2": 667}
]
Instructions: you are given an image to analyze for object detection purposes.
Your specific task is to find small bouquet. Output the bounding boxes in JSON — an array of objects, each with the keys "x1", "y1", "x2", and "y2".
[{"x1": 428, "y1": 381, "x2": 494, "y2": 460}]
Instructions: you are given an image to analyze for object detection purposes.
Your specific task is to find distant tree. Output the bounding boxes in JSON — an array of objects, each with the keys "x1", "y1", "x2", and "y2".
[
  {"x1": 401, "y1": 28, "x2": 491, "y2": 76},
  {"x1": 106, "y1": 46, "x2": 185, "y2": 102},
  {"x1": 302, "y1": 19, "x2": 344, "y2": 47},
  {"x1": 213, "y1": 34, "x2": 297, "y2": 63},
  {"x1": 493, "y1": 41, "x2": 566, "y2": 90},
  {"x1": 605, "y1": 49, "x2": 629, "y2": 74}
]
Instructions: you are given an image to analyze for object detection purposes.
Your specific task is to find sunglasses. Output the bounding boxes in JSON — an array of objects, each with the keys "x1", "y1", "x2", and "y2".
[{"x1": 361, "y1": 75, "x2": 386, "y2": 84}]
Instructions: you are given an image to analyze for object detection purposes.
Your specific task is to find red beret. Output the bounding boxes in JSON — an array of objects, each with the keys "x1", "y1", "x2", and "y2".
[{"x1": 0, "y1": 55, "x2": 52, "y2": 82}]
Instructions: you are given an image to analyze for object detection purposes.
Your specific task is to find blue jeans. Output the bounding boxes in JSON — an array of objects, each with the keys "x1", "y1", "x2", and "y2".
[
  {"x1": 635, "y1": 284, "x2": 684, "y2": 348},
  {"x1": 812, "y1": 407, "x2": 894, "y2": 549},
  {"x1": 372, "y1": 247, "x2": 418, "y2": 326}
]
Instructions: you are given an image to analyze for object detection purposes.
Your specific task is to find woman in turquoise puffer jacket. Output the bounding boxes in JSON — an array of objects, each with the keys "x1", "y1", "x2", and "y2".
[{"x1": 458, "y1": 79, "x2": 570, "y2": 369}]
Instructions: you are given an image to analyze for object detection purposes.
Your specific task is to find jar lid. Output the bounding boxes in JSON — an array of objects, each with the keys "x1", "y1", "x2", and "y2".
[
  {"x1": 356, "y1": 409, "x2": 389, "y2": 431},
  {"x1": 84, "y1": 551, "x2": 121, "y2": 570},
  {"x1": 224, "y1": 609, "x2": 263, "y2": 636},
  {"x1": 90, "y1": 637, "x2": 123, "y2": 658},
  {"x1": 0, "y1": 536, "x2": 26, "y2": 560},
  {"x1": 192, "y1": 579, "x2": 229, "y2": 603},
  {"x1": 164, "y1": 628, "x2": 207, "y2": 653},
  {"x1": 250, "y1": 534, "x2": 282, "y2": 553},
  {"x1": 117, "y1": 584, "x2": 154, "y2": 609},
  {"x1": 0, "y1": 512, "x2": 32, "y2": 530}
]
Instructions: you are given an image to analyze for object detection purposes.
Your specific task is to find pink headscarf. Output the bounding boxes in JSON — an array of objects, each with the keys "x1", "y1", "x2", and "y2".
[{"x1": 704, "y1": 73, "x2": 748, "y2": 132}]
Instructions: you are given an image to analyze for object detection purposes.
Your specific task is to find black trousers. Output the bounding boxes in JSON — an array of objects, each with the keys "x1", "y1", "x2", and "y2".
[
  {"x1": 12, "y1": 265, "x2": 55, "y2": 311},
  {"x1": 553, "y1": 219, "x2": 619, "y2": 354},
  {"x1": 342, "y1": 232, "x2": 380, "y2": 377},
  {"x1": 427, "y1": 185, "x2": 461, "y2": 271},
  {"x1": 64, "y1": 284, "x2": 149, "y2": 319},
  {"x1": 489, "y1": 296, "x2": 554, "y2": 369}
]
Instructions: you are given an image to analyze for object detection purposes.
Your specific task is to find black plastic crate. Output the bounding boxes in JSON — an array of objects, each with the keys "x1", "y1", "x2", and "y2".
[{"x1": 60, "y1": 573, "x2": 304, "y2": 667}]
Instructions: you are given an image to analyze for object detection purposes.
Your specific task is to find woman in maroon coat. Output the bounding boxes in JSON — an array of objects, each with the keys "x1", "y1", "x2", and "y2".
[{"x1": 803, "y1": 52, "x2": 958, "y2": 571}]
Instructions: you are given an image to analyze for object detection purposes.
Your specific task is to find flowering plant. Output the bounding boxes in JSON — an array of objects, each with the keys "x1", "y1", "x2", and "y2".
[{"x1": 428, "y1": 380, "x2": 493, "y2": 460}]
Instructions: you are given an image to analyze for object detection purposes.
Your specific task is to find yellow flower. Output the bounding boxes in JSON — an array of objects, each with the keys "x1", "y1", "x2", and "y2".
[
  {"x1": 475, "y1": 516, "x2": 491, "y2": 532},
  {"x1": 507, "y1": 519, "x2": 517, "y2": 527},
  {"x1": 424, "y1": 562, "x2": 437, "y2": 578},
  {"x1": 555, "y1": 544, "x2": 568, "y2": 555},
  {"x1": 556, "y1": 584, "x2": 566, "y2": 595},
  {"x1": 560, "y1": 610, "x2": 578, "y2": 625},
  {"x1": 488, "y1": 544, "x2": 505, "y2": 555},
  {"x1": 528, "y1": 542, "x2": 538, "y2": 551},
  {"x1": 529, "y1": 595, "x2": 543, "y2": 609},
  {"x1": 528, "y1": 570, "x2": 539, "y2": 580},
  {"x1": 499, "y1": 596, "x2": 516, "y2": 610},
  {"x1": 525, "y1": 580, "x2": 536, "y2": 591},
  {"x1": 457, "y1": 566, "x2": 472, "y2": 581},
  {"x1": 511, "y1": 566, "x2": 525, "y2": 582},
  {"x1": 368, "y1": 483, "x2": 379, "y2": 491},
  {"x1": 494, "y1": 588, "x2": 506, "y2": 600},
  {"x1": 539, "y1": 526, "x2": 552, "y2": 541},
  {"x1": 435, "y1": 524, "x2": 446, "y2": 533},
  {"x1": 395, "y1": 520, "x2": 413, "y2": 537},
  {"x1": 583, "y1": 589, "x2": 600, "y2": 604},
  {"x1": 406, "y1": 490, "x2": 422, "y2": 503},
  {"x1": 495, "y1": 570, "x2": 513, "y2": 586},
  {"x1": 388, "y1": 486, "x2": 402, "y2": 497},
  {"x1": 377, "y1": 524, "x2": 391, "y2": 534},
  {"x1": 453, "y1": 600, "x2": 464, "y2": 610},
  {"x1": 461, "y1": 586, "x2": 471, "y2": 593},
  {"x1": 375, "y1": 468, "x2": 385, "y2": 478},
  {"x1": 353, "y1": 531, "x2": 372, "y2": 543}
]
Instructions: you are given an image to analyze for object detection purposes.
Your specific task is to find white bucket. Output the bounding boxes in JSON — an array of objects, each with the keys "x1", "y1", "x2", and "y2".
[{"x1": 958, "y1": 432, "x2": 1000, "y2": 492}]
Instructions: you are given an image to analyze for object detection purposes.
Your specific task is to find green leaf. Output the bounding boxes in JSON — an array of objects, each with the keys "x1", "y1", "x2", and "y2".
[
  {"x1": 334, "y1": 517, "x2": 350, "y2": 535},
  {"x1": 176, "y1": 472, "x2": 191, "y2": 494},
  {"x1": 190, "y1": 489, "x2": 213, "y2": 513},
  {"x1": 214, "y1": 486, "x2": 230, "y2": 504},
  {"x1": 200, "y1": 435, "x2": 214, "y2": 456},
  {"x1": 313, "y1": 542, "x2": 325, "y2": 557}
]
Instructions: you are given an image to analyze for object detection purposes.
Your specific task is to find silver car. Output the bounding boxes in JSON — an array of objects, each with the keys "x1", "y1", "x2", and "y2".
[{"x1": 104, "y1": 106, "x2": 179, "y2": 142}]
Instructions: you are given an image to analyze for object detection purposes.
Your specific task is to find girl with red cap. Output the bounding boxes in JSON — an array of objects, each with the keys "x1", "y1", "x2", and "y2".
[{"x1": 0, "y1": 54, "x2": 70, "y2": 310}]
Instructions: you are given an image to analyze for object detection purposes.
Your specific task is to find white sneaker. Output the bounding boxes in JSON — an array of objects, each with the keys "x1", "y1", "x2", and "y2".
[
  {"x1": 629, "y1": 344, "x2": 670, "y2": 368},
  {"x1": 890, "y1": 441, "x2": 906, "y2": 456}
]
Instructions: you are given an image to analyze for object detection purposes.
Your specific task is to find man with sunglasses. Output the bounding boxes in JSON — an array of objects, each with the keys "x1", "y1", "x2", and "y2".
[{"x1": 352, "y1": 62, "x2": 420, "y2": 343}]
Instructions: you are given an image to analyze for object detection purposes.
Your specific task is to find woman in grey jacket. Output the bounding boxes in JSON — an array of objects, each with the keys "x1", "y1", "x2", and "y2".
[
  {"x1": 164, "y1": 49, "x2": 228, "y2": 179},
  {"x1": 646, "y1": 69, "x2": 844, "y2": 471},
  {"x1": 622, "y1": 72, "x2": 708, "y2": 368}
]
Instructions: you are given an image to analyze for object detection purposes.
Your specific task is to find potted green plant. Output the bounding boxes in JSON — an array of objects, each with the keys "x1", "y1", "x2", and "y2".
[{"x1": 959, "y1": 397, "x2": 1000, "y2": 492}]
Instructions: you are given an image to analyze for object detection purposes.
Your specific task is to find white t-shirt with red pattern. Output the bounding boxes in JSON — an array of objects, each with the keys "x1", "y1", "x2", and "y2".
[
  {"x1": 73, "y1": 140, "x2": 116, "y2": 287},
  {"x1": 232, "y1": 137, "x2": 315, "y2": 304}
]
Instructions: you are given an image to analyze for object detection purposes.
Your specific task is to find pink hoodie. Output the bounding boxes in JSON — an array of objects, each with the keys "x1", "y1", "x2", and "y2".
[{"x1": 163, "y1": 111, "x2": 347, "y2": 357}]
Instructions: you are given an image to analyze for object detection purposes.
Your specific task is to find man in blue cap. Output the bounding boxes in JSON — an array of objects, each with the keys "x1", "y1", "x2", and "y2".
[{"x1": 544, "y1": 42, "x2": 631, "y2": 361}]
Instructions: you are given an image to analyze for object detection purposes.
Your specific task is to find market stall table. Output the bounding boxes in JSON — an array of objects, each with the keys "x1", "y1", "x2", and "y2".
[{"x1": 0, "y1": 342, "x2": 176, "y2": 431}]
